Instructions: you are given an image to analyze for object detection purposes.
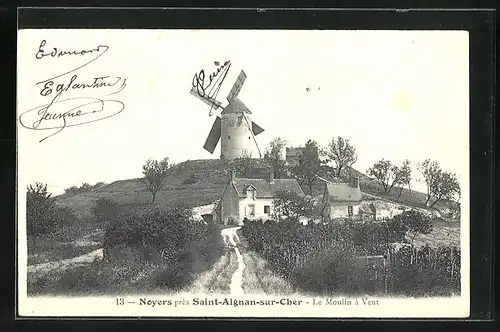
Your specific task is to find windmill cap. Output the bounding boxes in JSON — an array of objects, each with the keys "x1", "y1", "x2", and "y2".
[{"x1": 221, "y1": 97, "x2": 252, "y2": 114}]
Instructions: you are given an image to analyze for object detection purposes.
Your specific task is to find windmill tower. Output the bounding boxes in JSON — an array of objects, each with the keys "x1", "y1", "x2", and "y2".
[{"x1": 189, "y1": 68, "x2": 265, "y2": 159}]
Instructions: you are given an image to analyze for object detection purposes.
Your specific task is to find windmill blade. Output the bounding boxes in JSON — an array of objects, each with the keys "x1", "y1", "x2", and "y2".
[
  {"x1": 190, "y1": 86, "x2": 223, "y2": 110},
  {"x1": 203, "y1": 116, "x2": 222, "y2": 153},
  {"x1": 252, "y1": 122, "x2": 265, "y2": 136},
  {"x1": 226, "y1": 70, "x2": 247, "y2": 102},
  {"x1": 241, "y1": 112, "x2": 262, "y2": 158}
]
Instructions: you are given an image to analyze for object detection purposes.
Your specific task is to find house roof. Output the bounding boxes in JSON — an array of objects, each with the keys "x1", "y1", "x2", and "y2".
[
  {"x1": 232, "y1": 177, "x2": 305, "y2": 198},
  {"x1": 221, "y1": 97, "x2": 252, "y2": 114},
  {"x1": 324, "y1": 182, "x2": 362, "y2": 202}
]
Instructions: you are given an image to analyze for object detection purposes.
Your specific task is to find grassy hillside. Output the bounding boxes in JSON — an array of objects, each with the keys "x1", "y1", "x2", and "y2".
[
  {"x1": 56, "y1": 158, "x2": 273, "y2": 218},
  {"x1": 56, "y1": 158, "x2": 458, "y2": 221}
]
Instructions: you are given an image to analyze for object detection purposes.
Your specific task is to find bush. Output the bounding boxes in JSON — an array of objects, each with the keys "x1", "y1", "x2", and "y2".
[
  {"x1": 242, "y1": 217, "x2": 460, "y2": 297},
  {"x1": 100, "y1": 202, "x2": 224, "y2": 292},
  {"x1": 91, "y1": 197, "x2": 122, "y2": 223},
  {"x1": 26, "y1": 182, "x2": 78, "y2": 236},
  {"x1": 181, "y1": 173, "x2": 198, "y2": 185}
]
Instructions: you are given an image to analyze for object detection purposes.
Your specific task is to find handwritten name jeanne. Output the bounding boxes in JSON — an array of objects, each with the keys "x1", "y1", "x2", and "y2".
[{"x1": 19, "y1": 40, "x2": 127, "y2": 143}]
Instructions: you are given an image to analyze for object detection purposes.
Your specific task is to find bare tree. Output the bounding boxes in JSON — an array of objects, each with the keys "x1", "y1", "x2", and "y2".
[
  {"x1": 417, "y1": 159, "x2": 460, "y2": 207},
  {"x1": 142, "y1": 157, "x2": 174, "y2": 203},
  {"x1": 324, "y1": 136, "x2": 357, "y2": 177},
  {"x1": 264, "y1": 137, "x2": 288, "y2": 179},
  {"x1": 396, "y1": 159, "x2": 412, "y2": 201},
  {"x1": 417, "y1": 159, "x2": 442, "y2": 206},
  {"x1": 429, "y1": 172, "x2": 460, "y2": 208}
]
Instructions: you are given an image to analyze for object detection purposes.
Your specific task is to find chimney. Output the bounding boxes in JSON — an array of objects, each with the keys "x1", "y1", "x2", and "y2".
[
  {"x1": 353, "y1": 177, "x2": 360, "y2": 188},
  {"x1": 269, "y1": 170, "x2": 275, "y2": 183}
]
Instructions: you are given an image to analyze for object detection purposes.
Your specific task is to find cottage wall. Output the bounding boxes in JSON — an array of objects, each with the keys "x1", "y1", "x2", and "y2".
[
  {"x1": 220, "y1": 183, "x2": 240, "y2": 225},
  {"x1": 326, "y1": 201, "x2": 361, "y2": 219},
  {"x1": 239, "y1": 197, "x2": 274, "y2": 222}
]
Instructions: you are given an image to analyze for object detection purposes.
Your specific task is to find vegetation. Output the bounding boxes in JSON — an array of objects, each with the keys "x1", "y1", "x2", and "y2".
[
  {"x1": 28, "y1": 200, "x2": 225, "y2": 296},
  {"x1": 64, "y1": 182, "x2": 106, "y2": 196},
  {"x1": 417, "y1": 159, "x2": 461, "y2": 207},
  {"x1": 27, "y1": 182, "x2": 78, "y2": 236},
  {"x1": 323, "y1": 136, "x2": 358, "y2": 177},
  {"x1": 264, "y1": 137, "x2": 288, "y2": 179},
  {"x1": 292, "y1": 139, "x2": 321, "y2": 195},
  {"x1": 271, "y1": 190, "x2": 315, "y2": 220},
  {"x1": 142, "y1": 157, "x2": 174, "y2": 203},
  {"x1": 241, "y1": 214, "x2": 460, "y2": 297},
  {"x1": 367, "y1": 159, "x2": 412, "y2": 195}
]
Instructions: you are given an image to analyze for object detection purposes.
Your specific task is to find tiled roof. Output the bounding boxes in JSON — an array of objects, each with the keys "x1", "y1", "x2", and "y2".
[
  {"x1": 325, "y1": 182, "x2": 362, "y2": 202},
  {"x1": 232, "y1": 177, "x2": 305, "y2": 198}
]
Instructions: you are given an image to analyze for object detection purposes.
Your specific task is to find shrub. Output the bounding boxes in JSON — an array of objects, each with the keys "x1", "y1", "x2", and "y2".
[
  {"x1": 242, "y1": 217, "x2": 459, "y2": 297},
  {"x1": 181, "y1": 173, "x2": 198, "y2": 185},
  {"x1": 91, "y1": 197, "x2": 122, "y2": 223},
  {"x1": 26, "y1": 182, "x2": 78, "y2": 236}
]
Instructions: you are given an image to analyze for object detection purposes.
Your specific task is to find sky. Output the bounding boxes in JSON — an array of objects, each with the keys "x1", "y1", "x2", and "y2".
[{"x1": 17, "y1": 29, "x2": 469, "y2": 196}]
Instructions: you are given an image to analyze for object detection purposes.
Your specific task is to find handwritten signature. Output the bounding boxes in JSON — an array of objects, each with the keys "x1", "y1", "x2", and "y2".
[
  {"x1": 192, "y1": 60, "x2": 231, "y2": 116},
  {"x1": 19, "y1": 39, "x2": 127, "y2": 142}
]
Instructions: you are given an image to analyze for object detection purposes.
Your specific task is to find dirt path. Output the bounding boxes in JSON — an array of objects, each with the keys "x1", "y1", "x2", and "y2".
[
  {"x1": 27, "y1": 249, "x2": 103, "y2": 275},
  {"x1": 187, "y1": 226, "x2": 293, "y2": 295}
]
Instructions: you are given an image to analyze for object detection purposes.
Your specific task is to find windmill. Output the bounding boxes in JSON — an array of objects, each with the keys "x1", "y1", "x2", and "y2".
[{"x1": 189, "y1": 68, "x2": 265, "y2": 159}]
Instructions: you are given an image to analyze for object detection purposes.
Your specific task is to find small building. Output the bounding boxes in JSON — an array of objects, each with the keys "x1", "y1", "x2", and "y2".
[
  {"x1": 285, "y1": 147, "x2": 304, "y2": 167},
  {"x1": 320, "y1": 178, "x2": 364, "y2": 221},
  {"x1": 218, "y1": 170, "x2": 305, "y2": 225}
]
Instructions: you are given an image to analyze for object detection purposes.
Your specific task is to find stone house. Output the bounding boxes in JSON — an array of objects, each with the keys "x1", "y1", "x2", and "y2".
[
  {"x1": 320, "y1": 178, "x2": 366, "y2": 221},
  {"x1": 217, "y1": 171, "x2": 305, "y2": 225}
]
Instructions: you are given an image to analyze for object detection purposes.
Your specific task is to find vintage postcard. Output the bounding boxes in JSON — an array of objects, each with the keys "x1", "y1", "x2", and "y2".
[{"x1": 17, "y1": 28, "x2": 470, "y2": 317}]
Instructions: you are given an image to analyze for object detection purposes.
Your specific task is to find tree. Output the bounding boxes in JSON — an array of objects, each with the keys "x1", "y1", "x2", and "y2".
[
  {"x1": 324, "y1": 136, "x2": 358, "y2": 177},
  {"x1": 142, "y1": 157, "x2": 174, "y2": 203},
  {"x1": 292, "y1": 139, "x2": 320, "y2": 195},
  {"x1": 392, "y1": 210, "x2": 433, "y2": 245},
  {"x1": 429, "y1": 172, "x2": 460, "y2": 208},
  {"x1": 417, "y1": 159, "x2": 460, "y2": 207},
  {"x1": 26, "y1": 182, "x2": 77, "y2": 235},
  {"x1": 366, "y1": 159, "x2": 412, "y2": 196},
  {"x1": 396, "y1": 159, "x2": 412, "y2": 201},
  {"x1": 264, "y1": 137, "x2": 288, "y2": 179},
  {"x1": 417, "y1": 159, "x2": 442, "y2": 206},
  {"x1": 272, "y1": 190, "x2": 314, "y2": 221}
]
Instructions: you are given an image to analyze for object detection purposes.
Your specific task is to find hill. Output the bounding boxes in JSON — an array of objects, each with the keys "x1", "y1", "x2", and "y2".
[
  {"x1": 55, "y1": 158, "x2": 459, "y2": 221},
  {"x1": 55, "y1": 158, "x2": 273, "y2": 219}
]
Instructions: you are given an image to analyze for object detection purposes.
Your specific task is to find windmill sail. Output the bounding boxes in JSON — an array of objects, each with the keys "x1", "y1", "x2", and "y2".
[
  {"x1": 226, "y1": 70, "x2": 247, "y2": 102},
  {"x1": 190, "y1": 86, "x2": 223, "y2": 110},
  {"x1": 252, "y1": 122, "x2": 264, "y2": 136},
  {"x1": 203, "y1": 116, "x2": 222, "y2": 153},
  {"x1": 241, "y1": 112, "x2": 262, "y2": 158}
]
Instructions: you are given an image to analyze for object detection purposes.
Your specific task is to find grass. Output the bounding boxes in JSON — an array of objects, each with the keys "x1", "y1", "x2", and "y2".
[
  {"x1": 27, "y1": 221, "x2": 103, "y2": 265},
  {"x1": 187, "y1": 247, "x2": 238, "y2": 294}
]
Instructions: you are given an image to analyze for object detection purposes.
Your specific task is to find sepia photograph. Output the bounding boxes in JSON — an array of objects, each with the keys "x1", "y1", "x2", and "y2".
[{"x1": 17, "y1": 28, "x2": 469, "y2": 317}]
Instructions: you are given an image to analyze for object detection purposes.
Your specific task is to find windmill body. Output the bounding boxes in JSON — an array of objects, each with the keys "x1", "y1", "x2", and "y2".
[
  {"x1": 220, "y1": 97, "x2": 254, "y2": 159},
  {"x1": 190, "y1": 68, "x2": 265, "y2": 160}
]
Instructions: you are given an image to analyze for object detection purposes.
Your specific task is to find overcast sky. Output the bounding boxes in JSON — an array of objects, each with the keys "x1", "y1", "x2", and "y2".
[{"x1": 18, "y1": 29, "x2": 469, "y2": 195}]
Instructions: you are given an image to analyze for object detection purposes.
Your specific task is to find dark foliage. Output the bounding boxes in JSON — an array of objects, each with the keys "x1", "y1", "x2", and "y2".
[
  {"x1": 242, "y1": 217, "x2": 460, "y2": 297},
  {"x1": 27, "y1": 182, "x2": 78, "y2": 236}
]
